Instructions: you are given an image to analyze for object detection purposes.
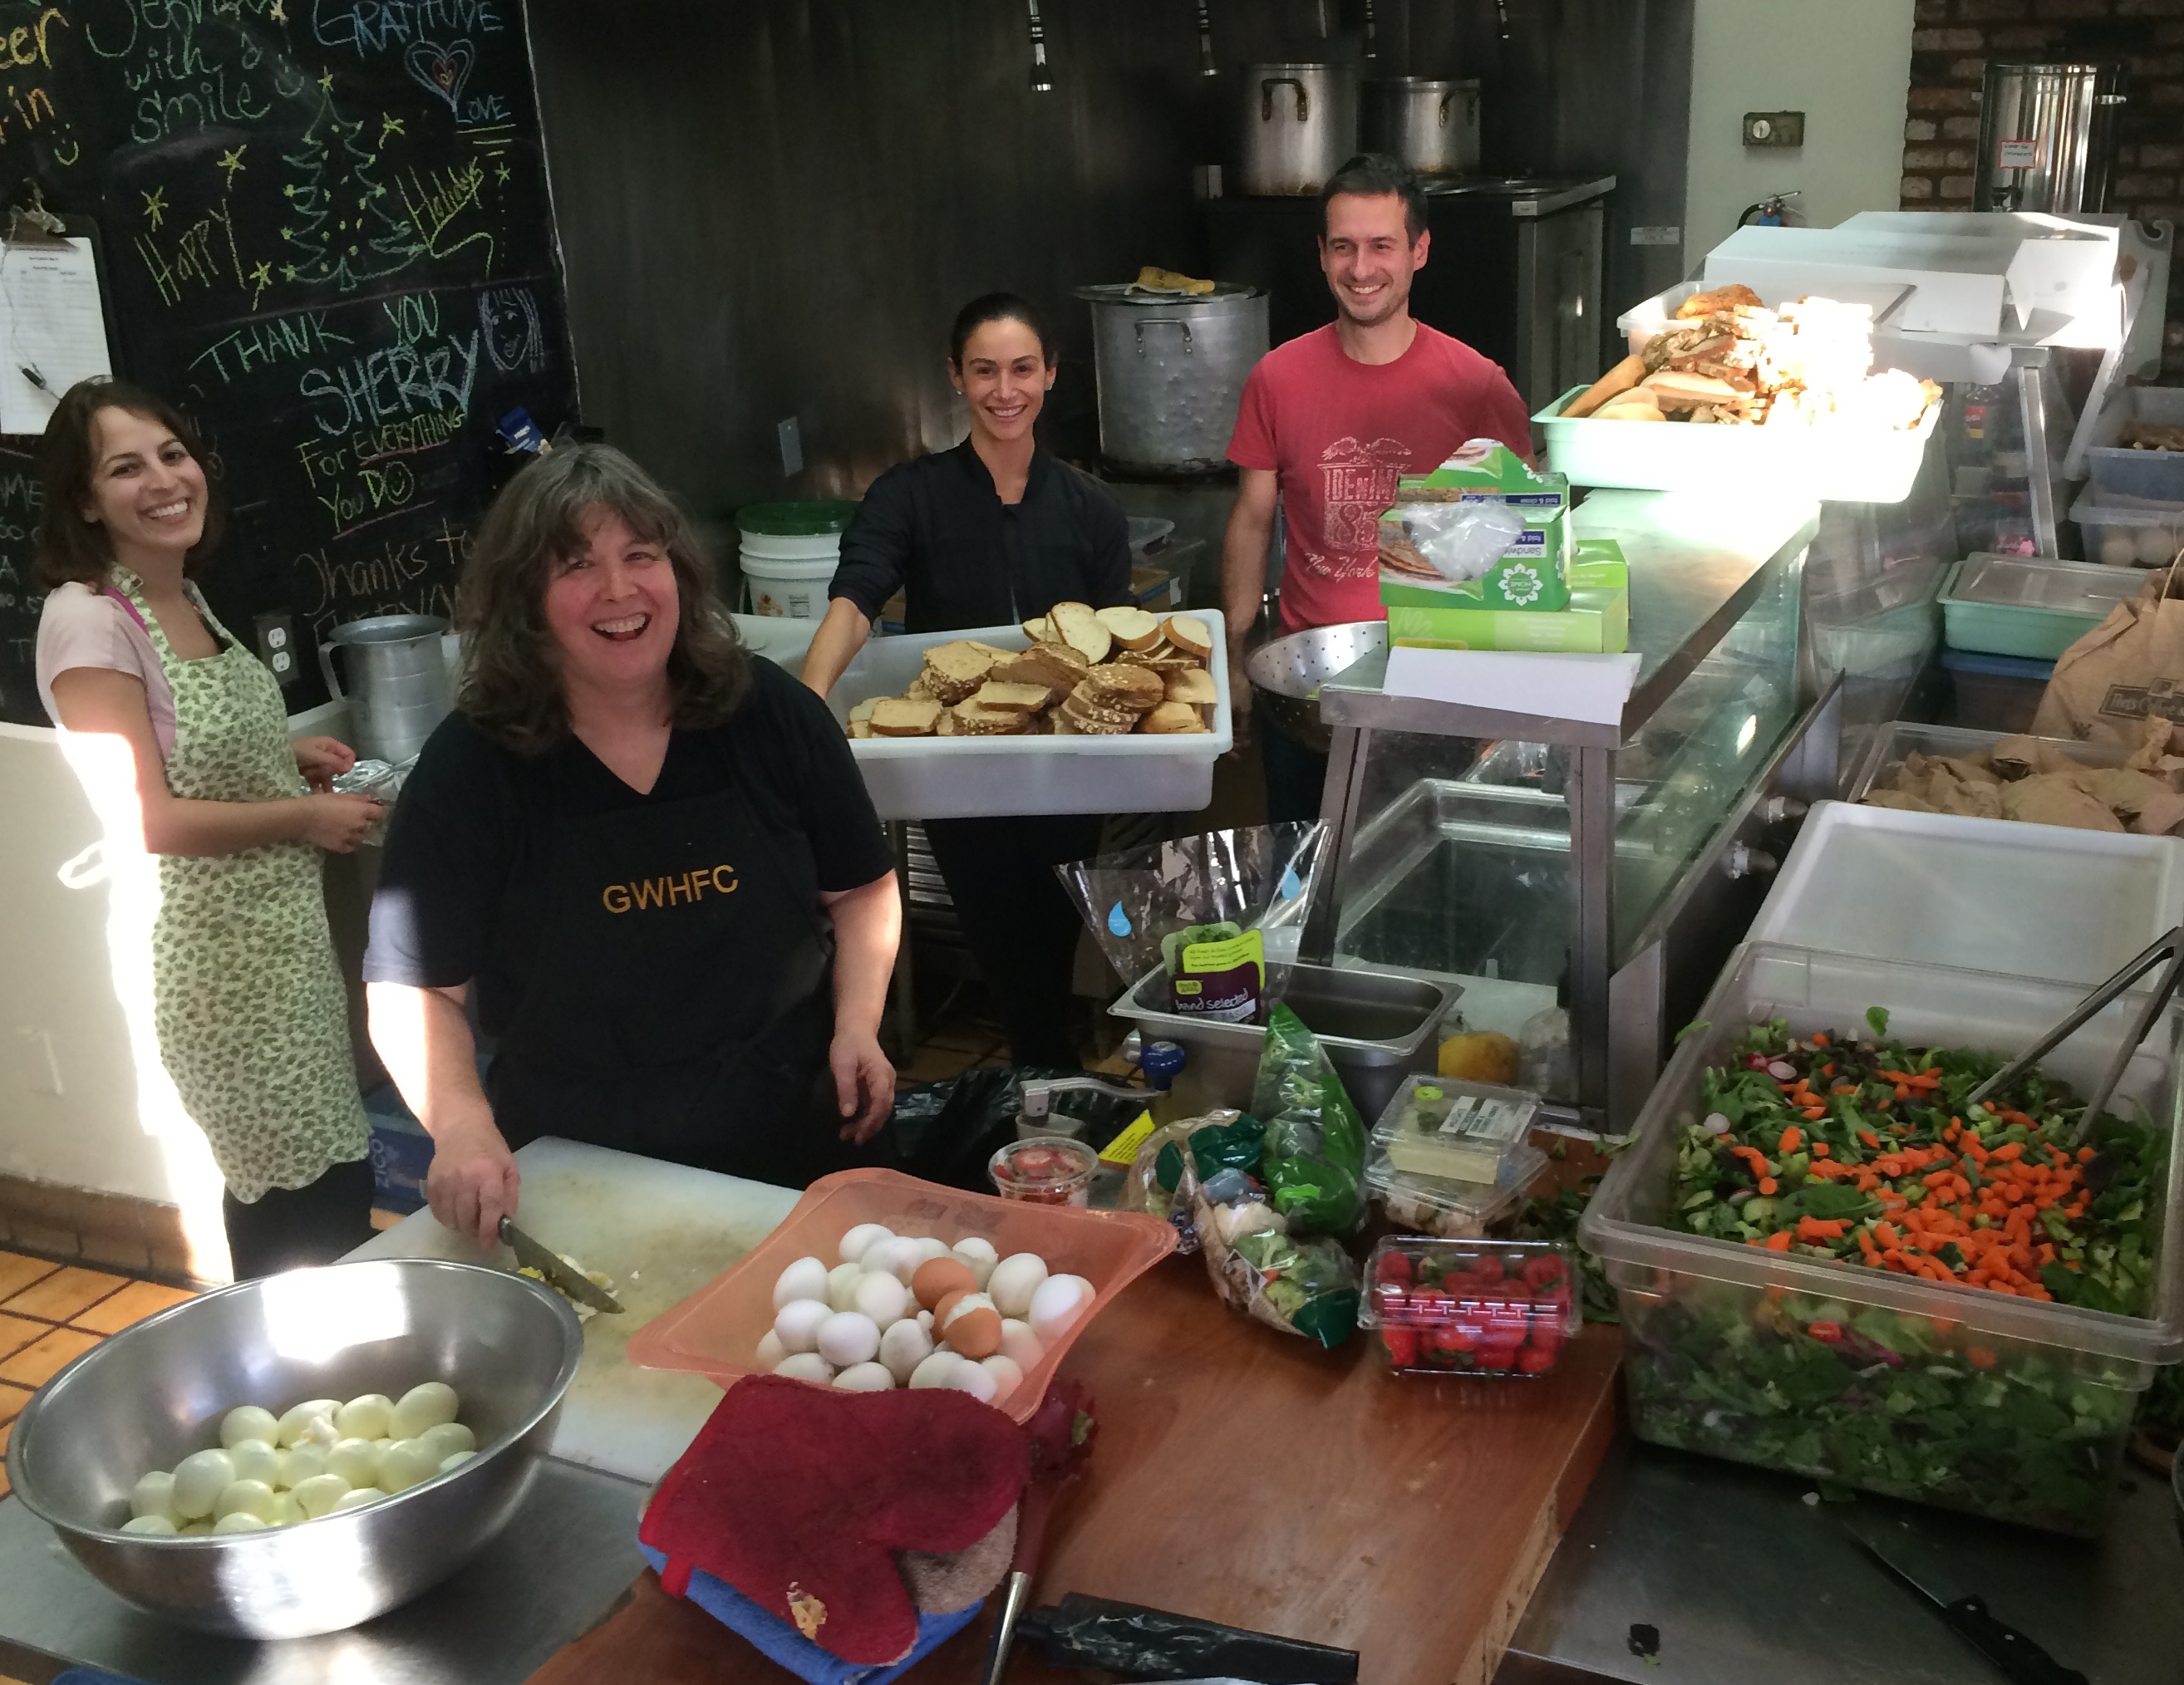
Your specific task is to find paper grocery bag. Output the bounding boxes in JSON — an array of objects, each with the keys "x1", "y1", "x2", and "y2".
[{"x1": 2031, "y1": 562, "x2": 2184, "y2": 745}]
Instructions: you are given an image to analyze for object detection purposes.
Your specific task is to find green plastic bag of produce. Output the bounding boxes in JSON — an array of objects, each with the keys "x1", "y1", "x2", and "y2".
[
  {"x1": 1192, "y1": 1167, "x2": 1360, "y2": 1348},
  {"x1": 1248, "y1": 1003, "x2": 1365, "y2": 1233}
]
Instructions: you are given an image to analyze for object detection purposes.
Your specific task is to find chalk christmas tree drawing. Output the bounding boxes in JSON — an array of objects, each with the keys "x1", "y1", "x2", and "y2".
[{"x1": 279, "y1": 77, "x2": 423, "y2": 290}]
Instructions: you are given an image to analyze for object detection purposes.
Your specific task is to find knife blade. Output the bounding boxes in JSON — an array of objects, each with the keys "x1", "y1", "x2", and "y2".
[
  {"x1": 1845, "y1": 1531, "x2": 2086, "y2": 1685},
  {"x1": 499, "y1": 1216, "x2": 623, "y2": 1314}
]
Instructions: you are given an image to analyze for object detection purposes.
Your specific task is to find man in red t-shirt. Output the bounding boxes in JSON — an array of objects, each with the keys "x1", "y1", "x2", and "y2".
[{"x1": 1222, "y1": 153, "x2": 1533, "y2": 821}]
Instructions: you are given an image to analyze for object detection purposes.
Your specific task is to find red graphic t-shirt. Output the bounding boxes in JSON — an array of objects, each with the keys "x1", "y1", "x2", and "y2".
[{"x1": 1227, "y1": 322, "x2": 1533, "y2": 633}]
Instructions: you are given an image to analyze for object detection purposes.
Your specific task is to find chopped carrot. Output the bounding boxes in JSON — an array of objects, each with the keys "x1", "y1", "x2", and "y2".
[
  {"x1": 1812, "y1": 1032, "x2": 1831, "y2": 1048},
  {"x1": 1765, "y1": 1231, "x2": 1793, "y2": 1252},
  {"x1": 1778, "y1": 1126, "x2": 1803, "y2": 1153},
  {"x1": 1989, "y1": 1141, "x2": 2024, "y2": 1163},
  {"x1": 1857, "y1": 1228, "x2": 1878, "y2": 1255},
  {"x1": 1874, "y1": 1222, "x2": 1901, "y2": 1249},
  {"x1": 1965, "y1": 1347, "x2": 1997, "y2": 1368},
  {"x1": 1803, "y1": 1107, "x2": 1826, "y2": 1121},
  {"x1": 1759, "y1": 1177, "x2": 1778, "y2": 1196},
  {"x1": 1813, "y1": 1142, "x2": 1832, "y2": 1157},
  {"x1": 1857, "y1": 1128, "x2": 1881, "y2": 1149}
]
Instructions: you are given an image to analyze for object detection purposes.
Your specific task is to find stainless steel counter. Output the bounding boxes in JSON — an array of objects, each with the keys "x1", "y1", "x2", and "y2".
[
  {"x1": 1496, "y1": 1439, "x2": 2184, "y2": 1685},
  {"x1": 0, "y1": 1454, "x2": 647, "y2": 1685}
]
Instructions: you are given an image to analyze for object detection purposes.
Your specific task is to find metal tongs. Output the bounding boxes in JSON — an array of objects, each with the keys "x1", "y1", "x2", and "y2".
[{"x1": 1965, "y1": 924, "x2": 2184, "y2": 1148}]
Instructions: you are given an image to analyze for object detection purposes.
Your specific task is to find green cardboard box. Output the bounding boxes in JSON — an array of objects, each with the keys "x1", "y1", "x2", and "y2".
[
  {"x1": 1385, "y1": 540, "x2": 1629, "y2": 652},
  {"x1": 1378, "y1": 440, "x2": 1573, "y2": 613}
]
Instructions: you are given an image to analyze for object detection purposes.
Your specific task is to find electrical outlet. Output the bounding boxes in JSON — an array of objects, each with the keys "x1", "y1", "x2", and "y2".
[
  {"x1": 776, "y1": 416, "x2": 804, "y2": 477},
  {"x1": 1743, "y1": 111, "x2": 1805, "y2": 148},
  {"x1": 14, "y1": 1027, "x2": 61, "y2": 1096},
  {"x1": 253, "y1": 610, "x2": 298, "y2": 686}
]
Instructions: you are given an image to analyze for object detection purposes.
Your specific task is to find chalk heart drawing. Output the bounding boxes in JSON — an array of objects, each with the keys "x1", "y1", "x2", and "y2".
[{"x1": 403, "y1": 39, "x2": 476, "y2": 112}]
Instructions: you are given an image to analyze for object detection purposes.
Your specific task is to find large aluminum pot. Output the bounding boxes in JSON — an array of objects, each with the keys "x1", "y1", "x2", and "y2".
[
  {"x1": 1237, "y1": 61, "x2": 1359, "y2": 196},
  {"x1": 1974, "y1": 60, "x2": 2125, "y2": 214},
  {"x1": 5, "y1": 1259, "x2": 582, "y2": 1638},
  {"x1": 1246, "y1": 619, "x2": 1385, "y2": 753},
  {"x1": 1363, "y1": 77, "x2": 1480, "y2": 177},
  {"x1": 317, "y1": 613, "x2": 453, "y2": 764},
  {"x1": 1075, "y1": 284, "x2": 1270, "y2": 476}
]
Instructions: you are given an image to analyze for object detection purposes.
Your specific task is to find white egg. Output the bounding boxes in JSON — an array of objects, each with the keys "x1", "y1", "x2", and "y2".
[
  {"x1": 998, "y1": 1319, "x2": 1045, "y2": 1371},
  {"x1": 979, "y1": 1354, "x2": 1024, "y2": 1402},
  {"x1": 773, "y1": 1298, "x2": 833, "y2": 1353},
  {"x1": 863, "y1": 1236, "x2": 922, "y2": 1283},
  {"x1": 755, "y1": 1329, "x2": 789, "y2": 1368},
  {"x1": 129, "y1": 1471, "x2": 175, "y2": 1521},
  {"x1": 378, "y1": 1438, "x2": 442, "y2": 1494},
  {"x1": 814, "y1": 1310, "x2": 881, "y2": 1368},
  {"x1": 909, "y1": 1351, "x2": 968, "y2": 1388},
  {"x1": 214, "y1": 1479, "x2": 279, "y2": 1522},
  {"x1": 832, "y1": 1361, "x2": 898, "y2": 1392},
  {"x1": 326, "y1": 1437, "x2": 381, "y2": 1489},
  {"x1": 268, "y1": 1492, "x2": 305, "y2": 1526},
  {"x1": 219, "y1": 1406, "x2": 280, "y2": 1449},
  {"x1": 987, "y1": 1254, "x2": 1050, "y2": 1319},
  {"x1": 276, "y1": 1399, "x2": 340, "y2": 1447},
  {"x1": 332, "y1": 1487, "x2": 387, "y2": 1512},
  {"x1": 121, "y1": 1515, "x2": 178, "y2": 1535},
  {"x1": 952, "y1": 1236, "x2": 999, "y2": 1287},
  {"x1": 917, "y1": 1309, "x2": 934, "y2": 1334},
  {"x1": 2101, "y1": 532, "x2": 2139, "y2": 567},
  {"x1": 774, "y1": 1352, "x2": 836, "y2": 1383},
  {"x1": 852, "y1": 1270, "x2": 911, "y2": 1328},
  {"x1": 439, "y1": 1451, "x2": 475, "y2": 1474},
  {"x1": 420, "y1": 1422, "x2": 475, "y2": 1461},
  {"x1": 227, "y1": 1439, "x2": 281, "y2": 1490},
  {"x1": 389, "y1": 1382, "x2": 460, "y2": 1441},
  {"x1": 334, "y1": 1394, "x2": 393, "y2": 1441},
  {"x1": 772, "y1": 1255, "x2": 831, "y2": 1309},
  {"x1": 180, "y1": 1520, "x2": 214, "y2": 1536},
  {"x1": 290, "y1": 1473, "x2": 351, "y2": 1519},
  {"x1": 170, "y1": 1449, "x2": 235, "y2": 1520},
  {"x1": 2138, "y1": 527, "x2": 2178, "y2": 566},
  {"x1": 372, "y1": 1437, "x2": 396, "y2": 1457},
  {"x1": 839, "y1": 1222, "x2": 895, "y2": 1264},
  {"x1": 1030, "y1": 1274, "x2": 1094, "y2": 1344},
  {"x1": 212, "y1": 1511, "x2": 268, "y2": 1535},
  {"x1": 878, "y1": 1319, "x2": 934, "y2": 1384},
  {"x1": 942, "y1": 1361, "x2": 999, "y2": 1403},
  {"x1": 280, "y1": 1444, "x2": 329, "y2": 1490},
  {"x1": 824, "y1": 1261, "x2": 866, "y2": 1313},
  {"x1": 911, "y1": 1237, "x2": 951, "y2": 1265}
]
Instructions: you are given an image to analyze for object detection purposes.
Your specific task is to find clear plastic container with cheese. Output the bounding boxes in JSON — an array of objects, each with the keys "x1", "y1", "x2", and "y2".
[{"x1": 1370, "y1": 1073, "x2": 1542, "y2": 1187}]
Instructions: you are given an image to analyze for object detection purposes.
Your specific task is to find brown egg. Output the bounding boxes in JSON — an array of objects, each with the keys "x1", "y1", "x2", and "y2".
[
  {"x1": 912, "y1": 1256, "x2": 977, "y2": 1312},
  {"x1": 932, "y1": 1286, "x2": 969, "y2": 1326},
  {"x1": 942, "y1": 1302, "x2": 1003, "y2": 1361}
]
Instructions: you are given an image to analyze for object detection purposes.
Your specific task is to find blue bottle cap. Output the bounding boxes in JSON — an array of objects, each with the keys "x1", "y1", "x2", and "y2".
[{"x1": 1140, "y1": 1039, "x2": 1188, "y2": 1088}]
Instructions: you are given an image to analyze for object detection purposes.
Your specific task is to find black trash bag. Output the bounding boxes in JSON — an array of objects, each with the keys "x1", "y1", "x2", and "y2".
[{"x1": 885, "y1": 1064, "x2": 1083, "y2": 1191}]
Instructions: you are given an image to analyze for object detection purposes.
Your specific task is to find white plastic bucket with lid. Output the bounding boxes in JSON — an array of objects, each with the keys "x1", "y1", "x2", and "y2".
[{"x1": 737, "y1": 500, "x2": 857, "y2": 620}]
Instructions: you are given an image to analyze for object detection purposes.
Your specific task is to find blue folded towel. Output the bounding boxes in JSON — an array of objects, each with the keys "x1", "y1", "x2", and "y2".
[{"x1": 637, "y1": 1540, "x2": 980, "y2": 1685}]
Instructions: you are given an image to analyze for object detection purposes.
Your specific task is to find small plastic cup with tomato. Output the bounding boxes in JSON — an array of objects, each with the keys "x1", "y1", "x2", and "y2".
[
  {"x1": 988, "y1": 1136, "x2": 1099, "y2": 1206},
  {"x1": 1355, "y1": 1237, "x2": 1583, "y2": 1378}
]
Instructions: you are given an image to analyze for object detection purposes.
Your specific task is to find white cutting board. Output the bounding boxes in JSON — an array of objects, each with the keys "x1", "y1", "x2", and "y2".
[{"x1": 348, "y1": 1137, "x2": 799, "y2": 1484}]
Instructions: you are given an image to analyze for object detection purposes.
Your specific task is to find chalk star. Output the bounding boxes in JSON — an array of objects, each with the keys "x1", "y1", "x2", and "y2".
[
  {"x1": 494, "y1": 161, "x2": 509, "y2": 184},
  {"x1": 281, "y1": 263, "x2": 297, "y2": 281},
  {"x1": 380, "y1": 115, "x2": 405, "y2": 143},
  {"x1": 279, "y1": 226, "x2": 293, "y2": 240},
  {"x1": 216, "y1": 144, "x2": 246, "y2": 186},
  {"x1": 140, "y1": 187, "x2": 166, "y2": 228},
  {"x1": 247, "y1": 259, "x2": 272, "y2": 308},
  {"x1": 317, "y1": 70, "x2": 333, "y2": 93},
  {"x1": 269, "y1": 0, "x2": 285, "y2": 18}
]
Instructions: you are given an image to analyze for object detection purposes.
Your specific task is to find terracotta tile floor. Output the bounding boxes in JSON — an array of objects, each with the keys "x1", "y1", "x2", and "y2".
[{"x1": 0, "y1": 1250, "x2": 198, "y2": 1501}]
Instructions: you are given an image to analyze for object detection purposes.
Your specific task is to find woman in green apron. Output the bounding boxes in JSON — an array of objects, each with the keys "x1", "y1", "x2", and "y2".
[
  {"x1": 34, "y1": 380, "x2": 382, "y2": 1280},
  {"x1": 362, "y1": 445, "x2": 900, "y2": 1245}
]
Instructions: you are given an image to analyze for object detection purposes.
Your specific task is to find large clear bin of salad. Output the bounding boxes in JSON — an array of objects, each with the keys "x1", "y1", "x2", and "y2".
[{"x1": 1581, "y1": 942, "x2": 2184, "y2": 1534}]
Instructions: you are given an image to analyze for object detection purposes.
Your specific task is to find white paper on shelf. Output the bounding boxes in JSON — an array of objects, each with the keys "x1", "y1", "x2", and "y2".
[
  {"x1": 1380, "y1": 646, "x2": 1640, "y2": 725},
  {"x1": 0, "y1": 238, "x2": 111, "y2": 432}
]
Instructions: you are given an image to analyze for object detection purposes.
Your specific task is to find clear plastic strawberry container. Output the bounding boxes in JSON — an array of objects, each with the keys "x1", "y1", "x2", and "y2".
[
  {"x1": 627, "y1": 1169, "x2": 1177, "y2": 1424},
  {"x1": 1355, "y1": 1237, "x2": 1582, "y2": 1377}
]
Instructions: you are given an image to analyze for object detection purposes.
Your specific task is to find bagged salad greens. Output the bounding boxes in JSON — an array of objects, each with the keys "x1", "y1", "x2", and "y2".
[
  {"x1": 1250, "y1": 1003, "x2": 1365, "y2": 1235},
  {"x1": 1193, "y1": 1167, "x2": 1360, "y2": 1348}
]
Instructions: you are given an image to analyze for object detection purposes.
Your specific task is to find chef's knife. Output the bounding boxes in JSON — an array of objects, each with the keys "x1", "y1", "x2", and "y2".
[
  {"x1": 1844, "y1": 1530, "x2": 2085, "y2": 1685},
  {"x1": 499, "y1": 1216, "x2": 622, "y2": 1314}
]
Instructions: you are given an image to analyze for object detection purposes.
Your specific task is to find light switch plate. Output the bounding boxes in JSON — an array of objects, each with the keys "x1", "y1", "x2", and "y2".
[
  {"x1": 1744, "y1": 111, "x2": 1805, "y2": 148},
  {"x1": 776, "y1": 416, "x2": 804, "y2": 477}
]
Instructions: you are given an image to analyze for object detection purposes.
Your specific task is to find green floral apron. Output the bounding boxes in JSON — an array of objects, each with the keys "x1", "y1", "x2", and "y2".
[{"x1": 112, "y1": 567, "x2": 367, "y2": 1202}]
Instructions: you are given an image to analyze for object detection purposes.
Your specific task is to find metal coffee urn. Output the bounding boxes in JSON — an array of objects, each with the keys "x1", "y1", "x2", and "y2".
[{"x1": 1975, "y1": 61, "x2": 2127, "y2": 214}]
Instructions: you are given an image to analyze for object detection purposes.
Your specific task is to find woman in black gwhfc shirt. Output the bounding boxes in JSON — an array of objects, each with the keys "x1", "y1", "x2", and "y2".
[{"x1": 801, "y1": 293, "x2": 1129, "y2": 1069}]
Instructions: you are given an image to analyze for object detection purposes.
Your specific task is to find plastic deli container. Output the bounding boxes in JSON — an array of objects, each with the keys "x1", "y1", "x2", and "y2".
[
  {"x1": 627, "y1": 1168, "x2": 1175, "y2": 1426},
  {"x1": 1580, "y1": 943, "x2": 2184, "y2": 1533},
  {"x1": 1357, "y1": 1237, "x2": 1582, "y2": 1377},
  {"x1": 1937, "y1": 553, "x2": 2139, "y2": 661},
  {"x1": 1535, "y1": 386, "x2": 1938, "y2": 505},
  {"x1": 1747, "y1": 799, "x2": 2184, "y2": 985},
  {"x1": 1843, "y1": 720, "x2": 2128, "y2": 804},
  {"x1": 827, "y1": 610, "x2": 1232, "y2": 820},
  {"x1": 1363, "y1": 1141, "x2": 1547, "y2": 1240},
  {"x1": 2083, "y1": 385, "x2": 2184, "y2": 509},
  {"x1": 2070, "y1": 491, "x2": 2184, "y2": 570},
  {"x1": 989, "y1": 1136, "x2": 1099, "y2": 1206},
  {"x1": 1370, "y1": 1073, "x2": 1542, "y2": 1186}
]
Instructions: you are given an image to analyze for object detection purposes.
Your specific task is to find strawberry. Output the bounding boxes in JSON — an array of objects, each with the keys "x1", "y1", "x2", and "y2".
[
  {"x1": 1383, "y1": 1326, "x2": 1419, "y2": 1368},
  {"x1": 1375, "y1": 1251, "x2": 1414, "y2": 1285},
  {"x1": 1522, "y1": 1255, "x2": 1566, "y2": 1289},
  {"x1": 1516, "y1": 1345, "x2": 1557, "y2": 1373}
]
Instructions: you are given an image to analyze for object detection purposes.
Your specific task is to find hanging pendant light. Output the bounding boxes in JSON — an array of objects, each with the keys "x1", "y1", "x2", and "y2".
[
  {"x1": 1196, "y1": 0, "x2": 1216, "y2": 76},
  {"x1": 1026, "y1": 0, "x2": 1055, "y2": 91}
]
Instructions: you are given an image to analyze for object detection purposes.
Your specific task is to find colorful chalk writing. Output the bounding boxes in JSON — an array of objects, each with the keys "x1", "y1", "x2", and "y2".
[{"x1": 0, "y1": 0, "x2": 574, "y2": 724}]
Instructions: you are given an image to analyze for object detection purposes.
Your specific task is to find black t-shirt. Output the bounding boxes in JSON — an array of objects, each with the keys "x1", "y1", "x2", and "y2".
[
  {"x1": 827, "y1": 440, "x2": 1131, "y2": 632},
  {"x1": 362, "y1": 658, "x2": 893, "y2": 1041}
]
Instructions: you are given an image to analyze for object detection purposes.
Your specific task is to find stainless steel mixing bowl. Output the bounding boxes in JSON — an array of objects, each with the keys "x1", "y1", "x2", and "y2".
[
  {"x1": 5, "y1": 1258, "x2": 583, "y2": 1638},
  {"x1": 1244, "y1": 620, "x2": 1386, "y2": 753}
]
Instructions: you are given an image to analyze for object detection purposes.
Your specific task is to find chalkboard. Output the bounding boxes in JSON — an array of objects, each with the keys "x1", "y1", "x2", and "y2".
[{"x1": 0, "y1": 0, "x2": 578, "y2": 725}]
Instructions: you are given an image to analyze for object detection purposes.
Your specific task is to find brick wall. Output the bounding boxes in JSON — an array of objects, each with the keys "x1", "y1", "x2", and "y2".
[{"x1": 1901, "y1": 0, "x2": 2184, "y2": 375}]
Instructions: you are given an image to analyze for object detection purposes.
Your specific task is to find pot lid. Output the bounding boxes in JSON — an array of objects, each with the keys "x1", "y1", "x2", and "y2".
[{"x1": 1070, "y1": 281, "x2": 1264, "y2": 306}]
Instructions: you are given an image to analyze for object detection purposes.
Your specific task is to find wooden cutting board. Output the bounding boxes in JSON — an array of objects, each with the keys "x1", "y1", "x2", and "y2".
[
  {"x1": 352, "y1": 1137, "x2": 799, "y2": 1484},
  {"x1": 526, "y1": 1254, "x2": 1622, "y2": 1685}
]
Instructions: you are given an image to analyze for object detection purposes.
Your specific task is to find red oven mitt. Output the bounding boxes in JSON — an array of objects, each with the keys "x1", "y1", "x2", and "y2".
[{"x1": 639, "y1": 1375, "x2": 1031, "y2": 1668}]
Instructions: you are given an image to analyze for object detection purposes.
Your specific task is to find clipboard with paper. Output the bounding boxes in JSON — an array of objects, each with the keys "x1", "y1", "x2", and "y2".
[{"x1": 0, "y1": 192, "x2": 116, "y2": 434}]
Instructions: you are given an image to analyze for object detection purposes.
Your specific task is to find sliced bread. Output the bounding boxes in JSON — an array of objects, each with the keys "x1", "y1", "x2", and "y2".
[
  {"x1": 1080, "y1": 664, "x2": 1165, "y2": 711},
  {"x1": 1048, "y1": 601, "x2": 1113, "y2": 664},
  {"x1": 922, "y1": 640, "x2": 997, "y2": 704},
  {"x1": 1163, "y1": 614, "x2": 1213, "y2": 660},
  {"x1": 952, "y1": 699, "x2": 1031, "y2": 735},
  {"x1": 970, "y1": 681, "x2": 1052, "y2": 714},
  {"x1": 1163, "y1": 668, "x2": 1217, "y2": 705},
  {"x1": 995, "y1": 646, "x2": 1085, "y2": 692},
  {"x1": 1021, "y1": 615, "x2": 1053, "y2": 642},
  {"x1": 871, "y1": 697, "x2": 942, "y2": 737},
  {"x1": 1094, "y1": 605, "x2": 1163, "y2": 650},
  {"x1": 1139, "y1": 700, "x2": 1207, "y2": 734},
  {"x1": 1059, "y1": 698, "x2": 1135, "y2": 735},
  {"x1": 1062, "y1": 681, "x2": 1142, "y2": 728}
]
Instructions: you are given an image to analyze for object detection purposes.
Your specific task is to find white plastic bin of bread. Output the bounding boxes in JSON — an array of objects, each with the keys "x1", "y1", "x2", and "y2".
[{"x1": 828, "y1": 609, "x2": 1232, "y2": 819}]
